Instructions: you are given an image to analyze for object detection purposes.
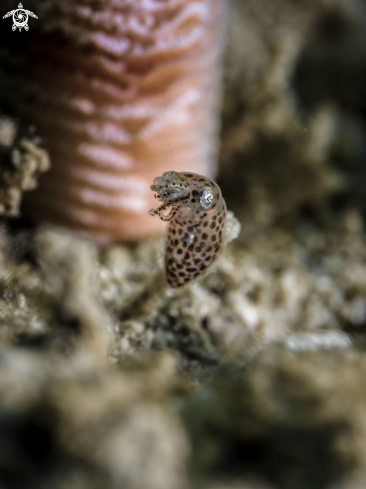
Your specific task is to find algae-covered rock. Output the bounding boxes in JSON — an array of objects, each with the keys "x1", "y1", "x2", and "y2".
[
  {"x1": 183, "y1": 347, "x2": 366, "y2": 489},
  {"x1": 0, "y1": 347, "x2": 188, "y2": 489},
  {"x1": 220, "y1": 0, "x2": 366, "y2": 231}
]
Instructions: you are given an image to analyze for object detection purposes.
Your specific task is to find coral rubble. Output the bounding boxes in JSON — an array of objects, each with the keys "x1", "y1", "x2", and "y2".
[{"x1": 0, "y1": 117, "x2": 49, "y2": 217}]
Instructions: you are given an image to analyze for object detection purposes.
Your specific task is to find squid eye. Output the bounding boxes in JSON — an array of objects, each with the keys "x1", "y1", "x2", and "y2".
[{"x1": 198, "y1": 186, "x2": 214, "y2": 209}]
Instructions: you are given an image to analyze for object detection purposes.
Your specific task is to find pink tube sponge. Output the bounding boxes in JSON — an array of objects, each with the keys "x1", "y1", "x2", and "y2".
[{"x1": 0, "y1": 0, "x2": 224, "y2": 244}]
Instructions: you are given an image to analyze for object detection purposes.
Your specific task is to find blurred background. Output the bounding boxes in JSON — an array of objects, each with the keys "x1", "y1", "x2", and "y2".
[{"x1": 1, "y1": 1, "x2": 366, "y2": 489}]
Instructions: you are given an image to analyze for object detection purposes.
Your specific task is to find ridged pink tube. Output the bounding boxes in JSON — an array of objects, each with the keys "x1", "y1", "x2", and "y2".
[{"x1": 0, "y1": 0, "x2": 224, "y2": 244}]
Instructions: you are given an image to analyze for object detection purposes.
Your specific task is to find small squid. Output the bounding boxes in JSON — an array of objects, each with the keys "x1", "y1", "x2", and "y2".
[{"x1": 149, "y1": 171, "x2": 226, "y2": 287}]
